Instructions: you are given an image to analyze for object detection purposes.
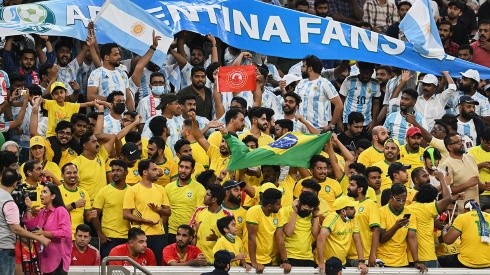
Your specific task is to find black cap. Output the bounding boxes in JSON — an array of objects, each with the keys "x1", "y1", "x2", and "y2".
[
  {"x1": 155, "y1": 93, "x2": 178, "y2": 110},
  {"x1": 434, "y1": 114, "x2": 457, "y2": 127},
  {"x1": 458, "y1": 95, "x2": 479, "y2": 106},
  {"x1": 448, "y1": 0, "x2": 465, "y2": 10},
  {"x1": 214, "y1": 250, "x2": 235, "y2": 265},
  {"x1": 222, "y1": 180, "x2": 246, "y2": 190},
  {"x1": 121, "y1": 142, "x2": 141, "y2": 161},
  {"x1": 325, "y1": 257, "x2": 345, "y2": 272},
  {"x1": 206, "y1": 62, "x2": 220, "y2": 83},
  {"x1": 387, "y1": 162, "x2": 411, "y2": 177}
]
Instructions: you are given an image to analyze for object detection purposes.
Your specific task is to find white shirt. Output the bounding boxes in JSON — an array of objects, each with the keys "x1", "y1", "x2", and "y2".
[
  {"x1": 414, "y1": 84, "x2": 457, "y2": 130},
  {"x1": 136, "y1": 94, "x2": 161, "y2": 124}
]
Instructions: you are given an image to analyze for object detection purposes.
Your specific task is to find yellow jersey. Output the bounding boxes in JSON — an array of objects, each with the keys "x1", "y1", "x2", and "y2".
[
  {"x1": 154, "y1": 157, "x2": 178, "y2": 187},
  {"x1": 190, "y1": 141, "x2": 209, "y2": 168},
  {"x1": 20, "y1": 161, "x2": 61, "y2": 182},
  {"x1": 207, "y1": 145, "x2": 230, "y2": 180},
  {"x1": 213, "y1": 236, "x2": 244, "y2": 266},
  {"x1": 294, "y1": 176, "x2": 343, "y2": 207},
  {"x1": 238, "y1": 130, "x2": 274, "y2": 147},
  {"x1": 43, "y1": 100, "x2": 80, "y2": 137},
  {"x1": 278, "y1": 206, "x2": 315, "y2": 261},
  {"x1": 406, "y1": 201, "x2": 439, "y2": 261},
  {"x1": 59, "y1": 185, "x2": 91, "y2": 239},
  {"x1": 468, "y1": 145, "x2": 490, "y2": 196},
  {"x1": 399, "y1": 145, "x2": 424, "y2": 185},
  {"x1": 243, "y1": 205, "x2": 279, "y2": 264},
  {"x1": 347, "y1": 198, "x2": 380, "y2": 260},
  {"x1": 71, "y1": 146, "x2": 109, "y2": 203},
  {"x1": 358, "y1": 146, "x2": 384, "y2": 168},
  {"x1": 44, "y1": 139, "x2": 78, "y2": 168},
  {"x1": 222, "y1": 204, "x2": 247, "y2": 239},
  {"x1": 93, "y1": 183, "x2": 131, "y2": 239},
  {"x1": 372, "y1": 160, "x2": 391, "y2": 191},
  {"x1": 321, "y1": 212, "x2": 359, "y2": 265}
]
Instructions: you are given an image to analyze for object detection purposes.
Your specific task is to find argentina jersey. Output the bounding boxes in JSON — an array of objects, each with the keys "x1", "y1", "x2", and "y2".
[
  {"x1": 383, "y1": 111, "x2": 428, "y2": 145},
  {"x1": 88, "y1": 67, "x2": 129, "y2": 98},
  {"x1": 457, "y1": 120, "x2": 477, "y2": 150},
  {"x1": 57, "y1": 59, "x2": 80, "y2": 95},
  {"x1": 340, "y1": 76, "x2": 381, "y2": 125},
  {"x1": 103, "y1": 114, "x2": 122, "y2": 134}
]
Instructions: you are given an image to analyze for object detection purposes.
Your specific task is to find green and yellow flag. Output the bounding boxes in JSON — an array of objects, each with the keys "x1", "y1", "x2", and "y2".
[{"x1": 225, "y1": 132, "x2": 332, "y2": 171}]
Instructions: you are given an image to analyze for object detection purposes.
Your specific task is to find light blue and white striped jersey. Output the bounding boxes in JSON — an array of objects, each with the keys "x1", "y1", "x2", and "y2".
[
  {"x1": 136, "y1": 95, "x2": 161, "y2": 124},
  {"x1": 57, "y1": 59, "x2": 80, "y2": 95},
  {"x1": 261, "y1": 87, "x2": 283, "y2": 119},
  {"x1": 142, "y1": 115, "x2": 184, "y2": 156},
  {"x1": 383, "y1": 74, "x2": 417, "y2": 115},
  {"x1": 294, "y1": 77, "x2": 339, "y2": 129},
  {"x1": 446, "y1": 91, "x2": 490, "y2": 117},
  {"x1": 103, "y1": 114, "x2": 122, "y2": 134},
  {"x1": 339, "y1": 75, "x2": 381, "y2": 125},
  {"x1": 274, "y1": 114, "x2": 309, "y2": 133},
  {"x1": 88, "y1": 67, "x2": 129, "y2": 98},
  {"x1": 383, "y1": 111, "x2": 428, "y2": 145},
  {"x1": 221, "y1": 92, "x2": 254, "y2": 113},
  {"x1": 77, "y1": 62, "x2": 96, "y2": 96},
  {"x1": 457, "y1": 119, "x2": 477, "y2": 150},
  {"x1": 180, "y1": 63, "x2": 193, "y2": 90}
]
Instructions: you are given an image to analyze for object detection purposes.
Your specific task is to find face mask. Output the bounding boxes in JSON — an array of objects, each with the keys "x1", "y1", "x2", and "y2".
[
  {"x1": 225, "y1": 233, "x2": 236, "y2": 242},
  {"x1": 297, "y1": 209, "x2": 312, "y2": 218},
  {"x1": 113, "y1": 103, "x2": 126, "y2": 114},
  {"x1": 152, "y1": 86, "x2": 166, "y2": 96}
]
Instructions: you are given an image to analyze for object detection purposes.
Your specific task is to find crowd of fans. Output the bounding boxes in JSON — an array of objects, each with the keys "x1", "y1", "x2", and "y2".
[{"x1": 0, "y1": 0, "x2": 489, "y2": 274}]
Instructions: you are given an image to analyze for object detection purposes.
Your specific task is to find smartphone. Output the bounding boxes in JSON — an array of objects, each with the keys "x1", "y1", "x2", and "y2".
[
  {"x1": 406, "y1": 106, "x2": 415, "y2": 115},
  {"x1": 403, "y1": 214, "x2": 411, "y2": 220}
]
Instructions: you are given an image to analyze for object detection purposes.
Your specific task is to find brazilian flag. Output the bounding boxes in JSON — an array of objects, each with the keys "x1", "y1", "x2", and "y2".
[{"x1": 225, "y1": 132, "x2": 332, "y2": 171}]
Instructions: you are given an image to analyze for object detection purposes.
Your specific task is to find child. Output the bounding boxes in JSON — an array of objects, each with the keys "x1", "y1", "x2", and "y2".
[{"x1": 213, "y1": 216, "x2": 250, "y2": 270}]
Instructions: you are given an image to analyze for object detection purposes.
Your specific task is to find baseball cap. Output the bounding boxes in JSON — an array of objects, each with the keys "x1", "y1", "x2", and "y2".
[
  {"x1": 282, "y1": 74, "x2": 302, "y2": 87},
  {"x1": 332, "y1": 196, "x2": 357, "y2": 210},
  {"x1": 121, "y1": 142, "x2": 141, "y2": 161},
  {"x1": 155, "y1": 94, "x2": 178, "y2": 110},
  {"x1": 325, "y1": 256, "x2": 345, "y2": 272},
  {"x1": 213, "y1": 250, "x2": 235, "y2": 266},
  {"x1": 458, "y1": 95, "x2": 479, "y2": 106},
  {"x1": 30, "y1": 136, "x2": 45, "y2": 148},
  {"x1": 459, "y1": 69, "x2": 480, "y2": 83},
  {"x1": 387, "y1": 162, "x2": 411, "y2": 177},
  {"x1": 223, "y1": 180, "x2": 246, "y2": 190},
  {"x1": 406, "y1": 127, "x2": 422, "y2": 137},
  {"x1": 448, "y1": 0, "x2": 465, "y2": 10},
  {"x1": 50, "y1": 81, "x2": 66, "y2": 93},
  {"x1": 419, "y1": 74, "x2": 438, "y2": 86},
  {"x1": 259, "y1": 182, "x2": 280, "y2": 193}
]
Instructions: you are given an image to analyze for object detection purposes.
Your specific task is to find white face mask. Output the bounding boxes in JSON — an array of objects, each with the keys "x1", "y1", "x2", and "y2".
[{"x1": 152, "y1": 86, "x2": 166, "y2": 96}]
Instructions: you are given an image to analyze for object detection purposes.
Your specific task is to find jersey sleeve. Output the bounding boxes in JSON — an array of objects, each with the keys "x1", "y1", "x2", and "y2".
[
  {"x1": 123, "y1": 186, "x2": 136, "y2": 210},
  {"x1": 87, "y1": 69, "x2": 101, "y2": 87},
  {"x1": 160, "y1": 186, "x2": 170, "y2": 207},
  {"x1": 83, "y1": 189, "x2": 92, "y2": 210},
  {"x1": 368, "y1": 203, "x2": 381, "y2": 228},
  {"x1": 93, "y1": 187, "x2": 106, "y2": 209},
  {"x1": 246, "y1": 207, "x2": 260, "y2": 225},
  {"x1": 451, "y1": 214, "x2": 464, "y2": 232},
  {"x1": 339, "y1": 77, "x2": 349, "y2": 97}
]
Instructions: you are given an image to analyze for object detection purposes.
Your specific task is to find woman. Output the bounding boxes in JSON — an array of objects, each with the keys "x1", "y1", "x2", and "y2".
[
  {"x1": 20, "y1": 136, "x2": 62, "y2": 185},
  {"x1": 25, "y1": 183, "x2": 72, "y2": 275}
]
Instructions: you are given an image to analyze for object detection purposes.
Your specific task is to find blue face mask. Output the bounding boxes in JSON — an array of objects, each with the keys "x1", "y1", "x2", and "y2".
[{"x1": 152, "y1": 86, "x2": 166, "y2": 96}]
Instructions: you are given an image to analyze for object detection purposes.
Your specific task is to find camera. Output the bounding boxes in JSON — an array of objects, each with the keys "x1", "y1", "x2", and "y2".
[{"x1": 11, "y1": 183, "x2": 37, "y2": 214}]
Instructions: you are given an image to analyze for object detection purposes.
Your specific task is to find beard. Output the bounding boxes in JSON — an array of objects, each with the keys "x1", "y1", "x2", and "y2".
[
  {"x1": 347, "y1": 189, "x2": 358, "y2": 198},
  {"x1": 228, "y1": 195, "x2": 241, "y2": 205},
  {"x1": 301, "y1": 71, "x2": 309, "y2": 79},
  {"x1": 460, "y1": 110, "x2": 474, "y2": 120}
]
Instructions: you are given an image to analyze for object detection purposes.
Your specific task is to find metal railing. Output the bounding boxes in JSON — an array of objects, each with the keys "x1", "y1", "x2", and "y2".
[{"x1": 101, "y1": 256, "x2": 152, "y2": 275}]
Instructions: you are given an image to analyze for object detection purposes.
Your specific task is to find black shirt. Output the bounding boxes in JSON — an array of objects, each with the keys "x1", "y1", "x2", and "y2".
[{"x1": 179, "y1": 85, "x2": 213, "y2": 120}]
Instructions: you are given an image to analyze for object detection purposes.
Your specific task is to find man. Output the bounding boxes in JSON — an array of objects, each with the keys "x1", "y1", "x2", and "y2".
[
  {"x1": 179, "y1": 67, "x2": 214, "y2": 120},
  {"x1": 317, "y1": 196, "x2": 368, "y2": 274},
  {"x1": 387, "y1": 162, "x2": 413, "y2": 202},
  {"x1": 274, "y1": 92, "x2": 319, "y2": 134},
  {"x1": 337, "y1": 112, "x2": 368, "y2": 149},
  {"x1": 363, "y1": 0, "x2": 399, "y2": 33},
  {"x1": 243, "y1": 188, "x2": 291, "y2": 274},
  {"x1": 93, "y1": 159, "x2": 131, "y2": 258},
  {"x1": 357, "y1": 126, "x2": 389, "y2": 168},
  {"x1": 222, "y1": 180, "x2": 248, "y2": 239},
  {"x1": 314, "y1": 0, "x2": 329, "y2": 17},
  {"x1": 372, "y1": 139, "x2": 402, "y2": 191},
  {"x1": 54, "y1": 39, "x2": 88, "y2": 99},
  {"x1": 324, "y1": 257, "x2": 345, "y2": 275},
  {"x1": 438, "y1": 20, "x2": 459, "y2": 56},
  {"x1": 123, "y1": 160, "x2": 171, "y2": 265},
  {"x1": 201, "y1": 250, "x2": 235, "y2": 275},
  {"x1": 384, "y1": 88, "x2": 428, "y2": 145},
  {"x1": 21, "y1": 160, "x2": 44, "y2": 211},
  {"x1": 346, "y1": 175, "x2": 380, "y2": 267},
  {"x1": 162, "y1": 224, "x2": 207, "y2": 266},
  {"x1": 207, "y1": 108, "x2": 246, "y2": 148},
  {"x1": 444, "y1": 0, "x2": 470, "y2": 46},
  {"x1": 386, "y1": 1, "x2": 412, "y2": 39},
  {"x1": 295, "y1": 55, "x2": 343, "y2": 131},
  {"x1": 174, "y1": 138, "x2": 206, "y2": 178},
  {"x1": 414, "y1": 72, "x2": 456, "y2": 129},
  {"x1": 325, "y1": 0, "x2": 363, "y2": 25},
  {"x1": 165, "y1": 156, "x2": 206, "y2": 244},
  {"x1": 238, "y1": 107, "x2": 274, "y2": 147},
  {"x1": 119, "y1": 142, "x2": 142, "y2": 186},
  {"x1": 377, "y1": 184, "x2": 427, "y2": 272},
  {"x1": 339, "y1": 62, "x2": 381, "y2": 132},
  {"x1": 399, "y1": 127, "x2": 425, "y2": 178},
  {"x1": 137, "y1": 72, "x2": 166, "y2": 129},
  {"x1": 190, "y1": 183, "x2": 232, "y2": 263},
  {"x1": 87, "y1": 43, "x2": 135, "y2": 111},
  {"x1": 471, "y1": 20, "x2": 490, "y2": 67},
  {"x1": 103, "y1": 91, "x2": 125, "y2": 134},
  {"x1": 468, "y1": 127, "x2": 490, "y2": 207},
  {"x1": 376, "y1": 66, "x2": 391, "y2": 101},
  {"x1": 457, "y1": 44, "x2": 473, "y2": 61},
  {"x1": 0, "y1": 169, "x2": 50, "y2": 274},
  {"x1": 278, "y1": 191, "x2": 320, "y2": 267},
  {"x1": 71, "y1": 224, "x2": 100, "y2": 266},
  {"x1": 59, "y1": 162, "x2": 96, "y2": 237},
  {"x1": 439, "y1": 133, "x2": 484, "y2": 213},
  {"x1": 108, "y1": 228, "x2": 156, "y2": 266},
  {"x1": 455, "y1": 95, "x2": 486, "y2": 149},
  {"x1": 442, "y1": 200, "x2": 490, "y2": 268},
  {"x1": 365, "y1": 166, "x2": 383, "y2": 205},
  {"x1": 147, "y1": 136, "x2": 178, "y2": 186},
  {"x1": 70, "y1": 114, "x2": 90, "y2": 143}
]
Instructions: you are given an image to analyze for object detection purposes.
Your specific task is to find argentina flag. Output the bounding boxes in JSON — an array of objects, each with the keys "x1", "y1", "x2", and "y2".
[
  {"x1": 94, "y1": 0, "x2": 174, "y2": 65},
  {"x1": 399, "y1": 0, "x2": 444, "y2": 58}
]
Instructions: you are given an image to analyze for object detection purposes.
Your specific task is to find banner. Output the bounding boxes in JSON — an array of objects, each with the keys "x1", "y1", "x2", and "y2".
[
  {"x1": 0, "y1": 0, "x2": 489, "y2": 78},
  {"x1": 218, "y1": 65, "x2": 256, "y2": 92}
]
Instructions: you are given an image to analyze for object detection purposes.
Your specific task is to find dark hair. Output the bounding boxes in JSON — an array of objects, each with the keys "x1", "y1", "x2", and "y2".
[
  {"x1": 302, "y1": 55, "x2": 323, "y2": 74},
  {"x1": 264, "y1": 107, "x2": 276, "y2": 121},
  {"x1": 296, "y1": 0, "x2": 310, "y2": 8},
  {"x1": 415, "y1": 184, "x2": 438, "y2": 203},
  {"x1": 1, "y1": 169, "x2": 20, "y2": 187},
  {"x1": 174, "y1": 139, "x2": 191, "y2": 154},
  {"x1": 20, "y1": 48, "x2": 37, "y2": 59},
  {"x1": 350, "y1": 174, "x2": 368, "y2": 196},
  {"x1": 314, "y1": 0, "x2": 328, "y2": 8},
  {"x1": 309, "y1": 154, "x2": 328, "y2": 169},
  {"x1": 261, "y1": 165, "x2": 281, "y2": 174},
  {"x1": 377, "y1": 65, "x2": 392, "y2": 75},
  {"x1": 39, "y1": 63, "x2": 55, "y2": 78},
  {"x1": 231, "y1": 96, "x2": 248, "y2": 109},
  {"x1": 347, "y1": 112, "x2": 365, "y2": 125},
  {"x1": 128, "y1": 227, "x2": 146, "y2": 241},
  {"x1": 356, "y1": 139, "x2": 371, "y2": 150},
  {"x1": 54, "y1": 40, "x2": 72, "y2": 53},
  {"x1": 283, "y1": 92, "x2": 302, "y2": 105},
  {"x1": 196, "y1": 169, "x2": 216, "y2": 189},
  {"x1": 458, "y1": 44, "x2": 473, "y2": 54},
  {"x1": 87, "y1": 111, "x2": 98, "y2": 121},
  {"x1": 149, "y1": 136, "x2": 165, "y2": 151},
  {"x1": 191, "y1": 66, "x2": 206, "y2": 77},
  {"x1": 79, "y1": 133, "x2": 93, "y2": 146},
  {"x1": 0, "y1": 151, "x2": 18, "y2": 172},
  {"x1": 45, "y1": 183, "x2": 66, "y2": 208},
  {"x1": 125, "y1": 131, "x2": 141, "y2": 143},
  {"x1": 178, "y1": 94, "x2": 197, "y2": 105},
  {"x1": 123, "y1": 111, "x2": 138, "y2": 119},
  {"x1": 365, "y1": 165, "x2": 383, "y2": 177},
  {"x1": 207, "y1": 183, "x2": 226, "y2": 205},
  {"x1": 7, "y1": 73, "x2": 26, "y2": 85},
  {"x1": 380, "y1": 188, "x2": 392, "y2": 206},
  {"x1": 397, "y1": 0, "x2": 412, "y2": 9},
  {"x1": 301, "y1": 179, "x2": 321, "y2": 193},
  {"x1": 61, "y1": 163, "x2": 77, "y2": 174},
  {"x1": 138, "y1": 159, "x2": 153, "y2": 177},
  {"x1": 402, "y1": 88, "x2": 418, "y2": 100},
  {"x1": 107, "y1": 91, "x2": 125, "y2": 103},
  {"x1": 216, "y1": 216, "x2": 235, "y2": 235},
  {"x1": 23, "y1": 160, "x2": 40, "y2": 176},
  {"x1": 242, "y1": 135, "x2": 258, "y2": 148},
  {"x1": 110, "y1": 159, "x2": 128, "y2": 171},
  {"x1": 444, "y1": 132, "x2": 460, "y2": 148},
  {"x1": 438, "y1": 20, "x2": 453, "y2": 30},
  {"x1": 75, "y1": 224, "x2": 92, "y2": 234},
  {"x1": 482, "y1": 127, "x2": 490, "y2": 142},
  {"x1": 247, "y1": 106, "x2": 268, "y2": 121},
  {"x1": 275, "y1": 119, "x2": 294, "y2": 132},
  {"x1": 225, "y1": 108, "x2": 244, "y2": 125},
  {"x1": 149, "y1": 72, "x2": 165, "y2": 83},
  {"x1": 359, "y1": 21, "x2": 373, "y2": 30},
  {"x1": 177, "y1": 224, "x2": 194, "y2": 236},
  {"x1": 357, "y1": 61, "x2": 375, "y2": 71},
  {"x1": 348, "y1": 162, "x2": 366, "y2": 175},
  {"x1": 478, "y1": 19, "x2": 490, "y2": 27},
  {"x1": 27, "y1": 85, "x2": 42, "y2": 97},
  {"x1": 149, "y1": 116, "x2": 167, "y2": 137},
  {"x1": 55, "y1": 121, "x2": 73, "y2": 133},
  {"x1": 411, "y1": 167, "x2": 426, "y2": 182},
  {"x1": 179, "y1": 155, "x2": 196, "y2": 169},
  {"x1": 423, "y1": 147, "x2": 442, "y2": 161},
  {"x1": 70, "y1": 113, "x2": 90, "y2": 125},
  {"x1": 391, "y1": 183, "x2": 407, "y2": 196},
  {"x1": 100, "y1": 43, "x2": 119, "y2": 59},
  {"x1": 261, "y1": 188, "x2": 282, "y2": 206},
  {"x1": 299, "y1": 190, "x2": 320, "y2": 208}
]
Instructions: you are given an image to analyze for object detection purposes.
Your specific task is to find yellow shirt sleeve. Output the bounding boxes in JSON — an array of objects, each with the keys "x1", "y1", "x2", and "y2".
[{"x1": 123, "y1": 186, "x2": 136, "y2": 210}]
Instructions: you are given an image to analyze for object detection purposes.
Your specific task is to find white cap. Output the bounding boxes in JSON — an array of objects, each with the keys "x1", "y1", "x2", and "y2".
[
  {"x1": 282, "y1": 74, "x2": 302, "y2": 87},
  {"x1": 419, "y1": 74, "x2": 438, "y2": 86},
  {"x1": 484, "y1": 83, "x2": 490, "y2": 91},
  {"x1": 460, "y1": 69, "x2": 480, "y2": 83}
]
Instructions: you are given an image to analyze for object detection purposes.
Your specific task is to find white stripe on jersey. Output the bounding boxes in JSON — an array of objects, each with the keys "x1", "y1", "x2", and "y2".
[{"x1": 339, "y1": 75, "x2": 381, "y2": 125}]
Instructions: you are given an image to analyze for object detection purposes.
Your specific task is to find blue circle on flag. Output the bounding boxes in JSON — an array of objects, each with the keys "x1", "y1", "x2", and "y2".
[{"x1": 269, "y1": 133, "x2": 298, "y2": 149}]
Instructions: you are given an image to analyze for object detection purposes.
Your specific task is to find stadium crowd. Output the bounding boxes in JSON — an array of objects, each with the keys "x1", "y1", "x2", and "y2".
[{"x1": 0, "y1": 0, "x2": 490, "y2": 274}]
